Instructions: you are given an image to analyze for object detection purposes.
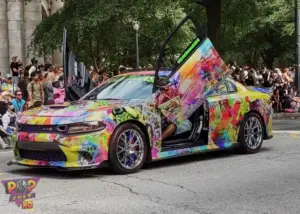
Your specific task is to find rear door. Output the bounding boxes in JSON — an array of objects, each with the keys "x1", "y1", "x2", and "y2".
[{"x1": 153, "y1": 15, "x2": 230, "y2": 126}]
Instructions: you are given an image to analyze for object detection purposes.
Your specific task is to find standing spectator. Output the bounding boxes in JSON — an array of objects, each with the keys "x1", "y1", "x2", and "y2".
[
  {"x1": 27, "y1": 72, "x2": 44, "y2": 108},
  {"x1": 44, "y1": 57, "x2": 52, "y2": 71},
  {"x1": 0, "y1": 72, "x2": 3, "y2": 86},
  {"x1": 17, "y1": 59, "x2": 23, "y2": 77},
  {"x1": 54, "y1": 66, "x2": 63, "y2": 81},
  {"x1": 118, "y1": 65, "x2": 127, "y2": 75},
  {"x1": 28, "y1": 57, "x2": 38, "y2": 76},
  {"x1": 102, "y1": 73, "x2": 109, "y2": 82},
  {"x1": 290, "y1": 67, "x2": 296, "y2": 79},
  {"x1": 10, "y1": 55, "x2": 21, "y2": 87},
  {"x1": 91, "y1": 71, "x2": 99, "y2": 87},
  {"x1": 18, "y1": 66, "x2": 30, "y2": 102},
  {"x1": 271, "y1": 89, "x2": 282, "y2": 112},
  {"x1": 38, "y1": 64, "x2": 45, "y2": 74},
  {"x1": 43, "y1": 72, "x2": 55, "y2": 104},
  {"x1": 89, "y1": 66, "x2": 94, "y2": 74},
  {"x1": 263, "y1": 69, "x2": 274, "y2": 87},
  {"x1": 11, "y1": 90, "x2": 25, "y2": 112},
  {"x1": 282, "y1": 68, "x2": 293, "y2": 85}
]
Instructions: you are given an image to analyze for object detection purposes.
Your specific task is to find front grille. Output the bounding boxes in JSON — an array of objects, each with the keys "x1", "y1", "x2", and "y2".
[
  {"x1": 19, "y1": 149, "x2": 67, "y2": 162},
  {"x1": 19, "y1": 124, "x2": 67, "y2": 133}
]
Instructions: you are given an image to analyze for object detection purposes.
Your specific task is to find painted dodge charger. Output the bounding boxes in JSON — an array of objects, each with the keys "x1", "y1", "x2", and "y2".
[{"x1": 10, "y1": 37, "x2": 273, "y2": 174}]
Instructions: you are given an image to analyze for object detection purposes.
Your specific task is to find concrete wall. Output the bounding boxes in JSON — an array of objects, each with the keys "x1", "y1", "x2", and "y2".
[
  {"x1": 7, "y1": 0, "x2": 25, "y2": 64},
  {"x1": 0, "y1": 0, "x2": 64, "y2": 74},
  {"x1": 24, "y1": 0, "x2": 43, "y2": 65},
  {"x1": 0, "y1": 0, "x2": 9, "y2": 75},
  {"x1": 51, "y1": 0, "x2": 63, "y2": 66}
]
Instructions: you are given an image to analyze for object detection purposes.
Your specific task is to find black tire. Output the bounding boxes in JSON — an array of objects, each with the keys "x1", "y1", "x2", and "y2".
[
  {"x1": 109, "y1": 123, "x2": 148, "y2": 174},
  {"x1": 236, "y1": 112, "x2": 264, "y2": 154}
]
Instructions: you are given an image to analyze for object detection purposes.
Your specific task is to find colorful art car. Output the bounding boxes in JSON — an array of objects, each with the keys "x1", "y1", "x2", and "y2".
[{"x1": 10, "y1": 11, "x2": 273, "y2": 174}]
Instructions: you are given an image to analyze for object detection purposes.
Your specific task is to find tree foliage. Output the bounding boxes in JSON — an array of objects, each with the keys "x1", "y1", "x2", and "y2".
[
  {"x1": 28, "y1": 0, "x2": 297, "y2": 71},
  {"x1": 29, "y1": 0, "x2": 197, "y2": 74},
  {"x1": 221, "y1": 0, "x2": 295, "y2": 68}
]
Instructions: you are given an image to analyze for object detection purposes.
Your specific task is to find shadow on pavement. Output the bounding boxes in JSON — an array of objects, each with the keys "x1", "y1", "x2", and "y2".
[
  {"x1": 6, "y1": 147, "x2": 272, "y2": 178},
  {"x1": 7, "y1": 167, "x2": 113, "y2": 179},
  {"x1": 144, "y1": 147, "x2": 272, "y2": 170}
]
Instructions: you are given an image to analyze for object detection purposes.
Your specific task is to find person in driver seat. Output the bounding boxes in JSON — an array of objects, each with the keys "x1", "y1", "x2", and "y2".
[
  {"x1": 161, "y1": 105, "x2": 193, "y2": 141},
  {"x1": 156, "y1": 79, "x2": 192, "y2": 141}
]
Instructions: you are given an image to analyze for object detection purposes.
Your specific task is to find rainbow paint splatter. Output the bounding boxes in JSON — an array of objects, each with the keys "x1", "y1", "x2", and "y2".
[{"x1": 11, "y1": 38, "x2": 272, "y2": 170}]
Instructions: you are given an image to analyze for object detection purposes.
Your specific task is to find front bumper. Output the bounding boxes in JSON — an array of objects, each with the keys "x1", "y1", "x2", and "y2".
[
  {"x1": 11, "y1": 130, "x2": 111, "y2": 170},
  {"x1": 8, "y1": 159, "x2": 108, "y2": 171}
]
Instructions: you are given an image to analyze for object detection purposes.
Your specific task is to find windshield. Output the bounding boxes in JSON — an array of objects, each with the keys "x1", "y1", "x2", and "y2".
[{"x1": 82, "y1": 75, "x2": 154, "y2": 100}]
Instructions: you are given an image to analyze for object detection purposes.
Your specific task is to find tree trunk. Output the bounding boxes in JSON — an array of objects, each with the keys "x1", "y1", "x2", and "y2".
[
  {"x1": 262, "y1": 49, "x2": 274, "y2": 69},
  {"x1": 206, "y1": 0, "x2": 221, "y2": 49}
]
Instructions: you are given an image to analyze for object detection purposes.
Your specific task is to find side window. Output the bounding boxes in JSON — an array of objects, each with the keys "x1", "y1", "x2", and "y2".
[
  {"x1": 226, "y1": 80, "x2": 237, "y2": 93},
  {"x1": 211, "y1": 82, "x2": 228, "y2": 96}
]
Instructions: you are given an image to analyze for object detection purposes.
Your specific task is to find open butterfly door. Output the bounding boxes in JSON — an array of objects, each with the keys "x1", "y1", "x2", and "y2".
[
  {"x1": 62, "y1": 28, "x2": 93, "y2": 101},
  {"x1": 153, "y1": 11, "x2": 230, "y2": 127}
]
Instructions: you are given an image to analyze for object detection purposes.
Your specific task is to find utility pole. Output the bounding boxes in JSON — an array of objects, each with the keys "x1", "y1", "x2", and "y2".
[{"x1": 295, "y1": 0, "x2": 300, "y2": 94}]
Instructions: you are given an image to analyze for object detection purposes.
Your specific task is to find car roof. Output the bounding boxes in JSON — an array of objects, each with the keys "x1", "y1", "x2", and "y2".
[{"x1": 117, "y1": 70, "x2": 171, "y2": 77}]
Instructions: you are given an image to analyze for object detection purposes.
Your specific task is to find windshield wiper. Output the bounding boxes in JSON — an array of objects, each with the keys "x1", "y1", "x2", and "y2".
[{"x1": 98, "y1": 98, "x2": 123, "y2": 100}]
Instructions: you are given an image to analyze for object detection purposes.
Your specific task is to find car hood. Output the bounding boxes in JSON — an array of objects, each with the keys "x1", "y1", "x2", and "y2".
[{"x1": 18, "y1": 99, "x2": 146, "y2": 125}]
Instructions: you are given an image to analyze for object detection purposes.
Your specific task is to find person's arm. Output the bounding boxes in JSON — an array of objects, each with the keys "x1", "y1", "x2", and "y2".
[
  {"x1": 27, "y1": 83, "x2": 32, "y2": 101},
  {"x1": 40, "y1": 83, "x2": 45, "y2": 103}
]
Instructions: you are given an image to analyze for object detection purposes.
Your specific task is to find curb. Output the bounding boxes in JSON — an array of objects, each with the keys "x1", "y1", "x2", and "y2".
[
  {"x1": 273, "y1": 130, "x2": 300, "y2": 134},
  {"x1": 273, "y1": 113, "x2": 300, "y2": 120}
]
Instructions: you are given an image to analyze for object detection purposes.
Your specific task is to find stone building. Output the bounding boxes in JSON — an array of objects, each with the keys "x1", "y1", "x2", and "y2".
[{"x1": 0, "y1": 0, "x2": 63, "y2": 75}]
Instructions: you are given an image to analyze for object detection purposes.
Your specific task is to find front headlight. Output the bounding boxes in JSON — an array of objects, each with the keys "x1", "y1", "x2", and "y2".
[{"x1": 67, "y1": 121, "x2": 106, "y2": 134}]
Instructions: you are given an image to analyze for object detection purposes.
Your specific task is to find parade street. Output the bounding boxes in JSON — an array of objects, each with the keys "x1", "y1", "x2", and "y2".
[{"x1": 0, "y1": 132, "x2": 299, "y2": 214}]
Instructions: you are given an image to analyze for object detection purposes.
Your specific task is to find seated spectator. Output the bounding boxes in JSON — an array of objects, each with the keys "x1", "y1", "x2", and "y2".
[
  {"x1": 1, "y1": 74, "x2": 18, "y2": 93},
  {"x1": 283, "y1": 89, "x2": 300, "y2": 111},
  {"x1": 0, "y1": 91, "x2": 14, "y2": 103},
  {"x1": 11, "y1": 90, "x2": 25, "y2": 112}
]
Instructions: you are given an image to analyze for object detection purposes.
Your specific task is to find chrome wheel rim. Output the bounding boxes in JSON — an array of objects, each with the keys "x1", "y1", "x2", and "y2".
[
  {"x1": 116, "y1": 129, "x2": 144, "y2": 169},
  {"x1": 244, "y1": 117, "x2": 263, "y2": 149}
]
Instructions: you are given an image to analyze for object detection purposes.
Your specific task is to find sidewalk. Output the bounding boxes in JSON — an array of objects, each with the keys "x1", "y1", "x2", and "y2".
[{"x1": 273, "y1": 112, "x2": 300, "y2": 120}]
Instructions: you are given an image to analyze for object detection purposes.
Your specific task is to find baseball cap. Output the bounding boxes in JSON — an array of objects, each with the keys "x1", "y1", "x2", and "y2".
[{"x1": 5, "y1": 74, "x2": 12, "y2": 79}]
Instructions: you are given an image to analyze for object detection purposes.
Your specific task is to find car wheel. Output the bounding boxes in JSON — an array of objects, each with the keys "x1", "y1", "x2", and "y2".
[
  {"x1": 237, "y1": 112, "x2": 264, "y2": 154},
  {"x1": 109, "y1": 123, "x2": 148, "y2": 174}
]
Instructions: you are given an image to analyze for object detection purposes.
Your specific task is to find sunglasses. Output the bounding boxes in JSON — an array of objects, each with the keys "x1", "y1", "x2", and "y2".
[{"x1": 17, "y1": 94, "x2": 22, "y2": 96}]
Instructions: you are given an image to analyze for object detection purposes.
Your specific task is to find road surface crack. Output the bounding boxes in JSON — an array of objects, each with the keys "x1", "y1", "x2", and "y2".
[
  {"x1": 98, "y1": 178, "x2": 161, "y2": 203},
  {"x1": 127, "y1": 175, "x2": 197, "y2": 195}
]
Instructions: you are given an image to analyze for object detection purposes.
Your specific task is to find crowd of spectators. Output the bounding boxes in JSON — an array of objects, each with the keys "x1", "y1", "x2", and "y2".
[
  {"x1": 0, "y1": 56, "x2": 66, "y2": 149},
  {"x1": 228, "y1": 62, "x2": 300, "y2": 113},
  {"x1": 0, "y1": 56, "x2": 299, "y2": 149},
  {"x1": 0, "y1": 57, "x2": 130, "y2": 150}
]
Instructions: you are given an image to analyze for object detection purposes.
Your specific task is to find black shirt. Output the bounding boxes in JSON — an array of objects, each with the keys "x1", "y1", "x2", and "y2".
[
  {"x1": 0, "y1": 101, "x2": 8, "y2": 115},
  {"x1": 10, "y1": 62, "x2": 19, "y2": 76},
  {"x1": 18, "y1": 77, "x2": 30, "y2": 101}
]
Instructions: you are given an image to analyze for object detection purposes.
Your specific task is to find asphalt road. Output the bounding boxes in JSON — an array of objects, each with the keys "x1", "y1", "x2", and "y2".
[
  {"x1": 0, "y1": 132, "x2": 300, "y2": 214},
  {"x1": 273, "y1": 119, "x2": 300, "y2": 131}
]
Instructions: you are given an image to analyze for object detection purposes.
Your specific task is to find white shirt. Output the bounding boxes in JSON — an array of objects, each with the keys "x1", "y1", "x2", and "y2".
[{"x1": 29, "y1": 66, "x2": 36, "y2": 75}]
